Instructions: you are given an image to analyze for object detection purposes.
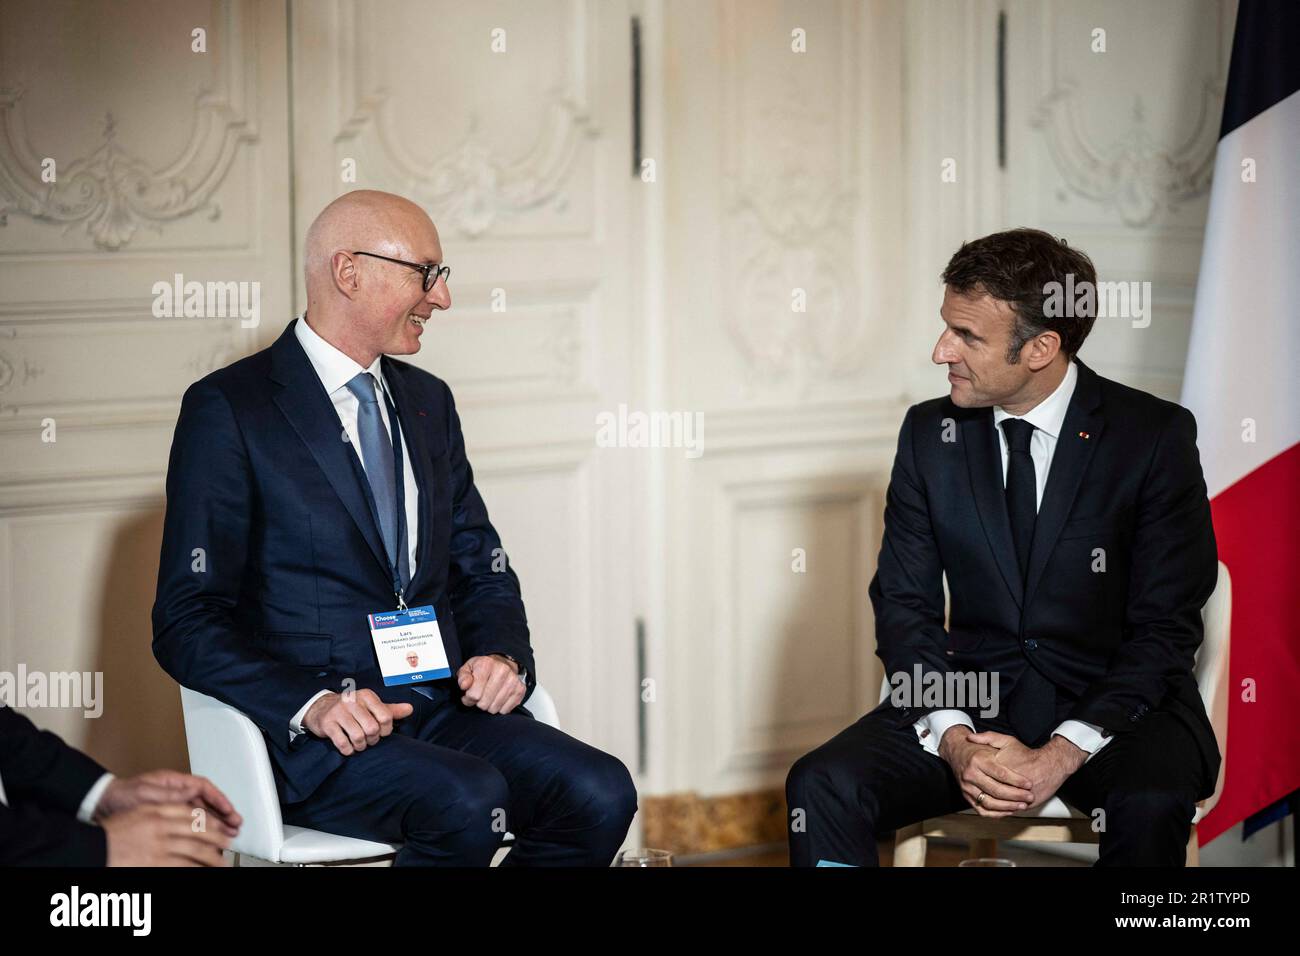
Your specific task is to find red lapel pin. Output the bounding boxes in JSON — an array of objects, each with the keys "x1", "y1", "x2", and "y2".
[{"x1": 1078, "y1": 431, "x2": 1090, "y2": 439}]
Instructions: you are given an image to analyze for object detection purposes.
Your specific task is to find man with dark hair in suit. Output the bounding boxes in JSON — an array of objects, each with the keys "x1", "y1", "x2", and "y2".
[
  {"x1": 787, "y1": 228, "x2": 1219, "y2": 866},
  {"x1": 1, "y1": 706, "x2": 239, "y2": 865},
  {"x1": 152, "y1": 190, "x2": 637, "y2": 866}
]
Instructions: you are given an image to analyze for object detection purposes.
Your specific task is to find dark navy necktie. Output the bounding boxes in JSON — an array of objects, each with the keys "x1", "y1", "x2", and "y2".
[
  {"x1": 1000, "y1": 417, "x2": 1037, "y2": 584},
  {"x1": 1000, "y1": 416, "x2": 1056, "y2": 744},
  {"x1": 346, "y1": 371, "x2": 410, "y2": 593}
]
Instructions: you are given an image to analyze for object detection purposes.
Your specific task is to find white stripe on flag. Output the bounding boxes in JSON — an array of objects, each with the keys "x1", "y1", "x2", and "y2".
[{"x1": 1182, "y1": 88, "x2": 1300, "y2": 498}]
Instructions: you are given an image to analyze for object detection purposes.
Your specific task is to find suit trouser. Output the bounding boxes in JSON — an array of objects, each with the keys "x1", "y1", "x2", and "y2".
[
  {"x1": 785, "y1": 705, "x2": 1205, "y2": 867},
  {"x1": 280, "y1": 683, "x2": 638, "y2": 866}
]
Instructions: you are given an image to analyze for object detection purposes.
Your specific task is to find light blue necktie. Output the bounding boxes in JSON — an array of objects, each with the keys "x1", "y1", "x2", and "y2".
[{"x1": 346, "y1": 371, "x2": 410, "y2": 595}]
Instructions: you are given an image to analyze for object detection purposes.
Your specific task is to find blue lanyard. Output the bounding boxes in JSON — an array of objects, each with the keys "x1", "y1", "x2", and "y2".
[{"x1": 383, "y1": 387, "x2": 408, "y2": 609}]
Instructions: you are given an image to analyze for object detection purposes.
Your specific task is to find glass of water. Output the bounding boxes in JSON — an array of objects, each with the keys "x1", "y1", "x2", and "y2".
[{"x1": 614, "y1": 848, "x2": 674, "y2": 867}]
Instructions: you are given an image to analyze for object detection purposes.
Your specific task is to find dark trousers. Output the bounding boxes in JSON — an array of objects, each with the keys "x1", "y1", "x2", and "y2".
[
  {"x1": 281, "y1": 683, "x2": 638, "y2": 866},
  {"x1": 786, "y1": 706, "x2": 1204, "y2": 867}
]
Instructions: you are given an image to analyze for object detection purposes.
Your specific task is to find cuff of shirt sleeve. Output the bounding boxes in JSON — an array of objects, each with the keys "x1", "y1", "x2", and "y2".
[
  {"x1": 1052, "y1": 719, "x2": 1113, "y2": 762},
  {"x1": 290, "y1": 689, "x2": 334, "y2": 742},
  {"x1": 914, "y1": 710, "x2": 975, "y2": 757},
  {"x1": 77, "y1": 772, "x2": 115, "y2": 823}
]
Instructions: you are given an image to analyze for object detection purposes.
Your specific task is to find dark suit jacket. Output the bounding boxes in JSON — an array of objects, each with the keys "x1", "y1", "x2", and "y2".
[
  {"x1": 0, "y1": 707, "x2": 109, "y2": 865},
  {"x1": 868, "y1": 360, "x2": 1220, "y2": 799},
  {"x1": 152, "y1": 319, "x2": 533, "y2": 805}
]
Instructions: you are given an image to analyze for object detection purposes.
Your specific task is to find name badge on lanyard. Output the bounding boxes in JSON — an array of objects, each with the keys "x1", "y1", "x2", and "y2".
[{"x1": 368, "y1": 604, "x2": 450, "y2": 685}]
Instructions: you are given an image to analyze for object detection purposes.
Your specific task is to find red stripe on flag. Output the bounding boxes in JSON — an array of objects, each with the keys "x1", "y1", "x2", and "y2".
[{"x1": 1198, "y1": 442, "x2": 1300, "y2": 844}]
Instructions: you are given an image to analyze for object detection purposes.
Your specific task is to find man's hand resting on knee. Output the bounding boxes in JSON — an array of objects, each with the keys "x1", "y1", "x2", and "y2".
[
  {"x1": 304, "y1": 689, "x2": 414, "y2": 756},
  {"x1": 458, "y1": 654, "x2": 526, "y2": 714},
  {"x1": 967, "y1": 731, "x2": 1088, "y2": 811},
  {"x1": 938, "y1": 726, "x2": 1036, "y2": 816}
]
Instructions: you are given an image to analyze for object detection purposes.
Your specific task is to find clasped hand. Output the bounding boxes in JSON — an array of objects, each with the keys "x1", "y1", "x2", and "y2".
[
  {"x1": 95, "y1": 771, "x2": 242, "y2": 867},
  {"x1": 939, "y1": 727, "x2": 1087, "y2": 816}
]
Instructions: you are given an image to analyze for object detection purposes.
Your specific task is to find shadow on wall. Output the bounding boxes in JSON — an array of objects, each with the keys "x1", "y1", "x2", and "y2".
[{"x1": 82, "y1": 506, "x2": 190, "y2": 778}]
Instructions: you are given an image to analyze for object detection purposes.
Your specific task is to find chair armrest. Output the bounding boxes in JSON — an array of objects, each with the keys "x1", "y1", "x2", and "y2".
[{"x1": 526, "y1": 684, "x2": 561, "y2": 730}]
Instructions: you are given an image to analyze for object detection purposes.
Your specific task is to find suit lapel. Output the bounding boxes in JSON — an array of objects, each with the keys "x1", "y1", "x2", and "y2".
[
  {"x1": 1023, "y1": 360, "x2": 1105, "y2": 608},
  {"x1": 962, "y1": 407, "x2": 1024, "y2": 608},
  {"x1": 381, "y1": 357, "x2": 434, "y2": 597},
  {"x1": 269, "y1": 320, "x2": 391, "y2": 581}
]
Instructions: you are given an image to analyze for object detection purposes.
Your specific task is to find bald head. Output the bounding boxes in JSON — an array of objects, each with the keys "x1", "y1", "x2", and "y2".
[
  {"x1": 304, "y1": 190, "x2": 437, "y2": 292},
  {"x1": 300, "y1": 190, "x2": 449, "y2": 366}
]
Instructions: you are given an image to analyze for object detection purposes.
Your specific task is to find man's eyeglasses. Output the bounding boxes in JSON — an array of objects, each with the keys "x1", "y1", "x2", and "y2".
[{"x1": 352, "y1": 251, "x2": 450, "y2": 292}]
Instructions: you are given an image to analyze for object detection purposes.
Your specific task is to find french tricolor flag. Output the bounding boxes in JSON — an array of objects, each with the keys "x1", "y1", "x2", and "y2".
[{"x1": 1181, "y1": 0, "x2": 1300, "y2": 845}]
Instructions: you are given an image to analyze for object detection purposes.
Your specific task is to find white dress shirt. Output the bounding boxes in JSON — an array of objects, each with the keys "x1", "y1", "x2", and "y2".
[
  {"x1": 914, "y1": 360, "x2": 1113, "y2": 762},
  {"x1": 287, "y1": 315, "x2": 421, "y2": 741}
]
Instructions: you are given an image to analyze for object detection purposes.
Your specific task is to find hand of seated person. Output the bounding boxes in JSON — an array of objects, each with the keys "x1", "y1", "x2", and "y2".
[
  {"x1": 305, "y1": 688, "x2": 414, "y2": 755},
  {"x1": 968, "y1": 730, "x2": 1087, "y2": 811},
  {"x1": 457, "y1": 654, "x2": 525, "y2": 715}
]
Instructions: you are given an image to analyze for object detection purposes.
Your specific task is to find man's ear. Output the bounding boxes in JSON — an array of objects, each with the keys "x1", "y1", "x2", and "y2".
[
  {"x1": 1024, "y1": 330, "x2": 1062, "y2": 371},
  {"x1": 331, "y1": 251, "x2": 359, "y2": 300}
]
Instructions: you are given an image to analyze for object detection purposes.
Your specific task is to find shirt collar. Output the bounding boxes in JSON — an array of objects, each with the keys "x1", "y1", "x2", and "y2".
[
  {"x1": 992, "y1": 359, "x2": 1078, "y2": 440},
  {"x1": 294, "y1": 314, "x2": 386, "y2": 397}
]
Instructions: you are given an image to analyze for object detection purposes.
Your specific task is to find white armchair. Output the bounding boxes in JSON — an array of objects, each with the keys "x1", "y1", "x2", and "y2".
[
  {"x1": 179, "y1": 683, "x2": 561, "y2": 866},
  {"x1": 889, "y1": 560, "x2": 1231, "y2": 866}
]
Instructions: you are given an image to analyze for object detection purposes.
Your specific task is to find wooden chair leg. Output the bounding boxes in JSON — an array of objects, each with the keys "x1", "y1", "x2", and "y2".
[
  {"x1": 1185, "y1": 825, "x2": 1200, "y2": 867},
  {"x1": 969, "y1": 837, "x2": 998, "y2": 861},
  {"x1": 893, "y1": 822, "x2": 928, "y2": 867}
]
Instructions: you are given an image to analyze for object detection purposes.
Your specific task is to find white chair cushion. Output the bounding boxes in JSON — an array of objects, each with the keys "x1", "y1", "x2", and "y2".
[
  {"x1": 956, "y1": 796, "x2": 1079, "y2": 819},
  {"x1": 274, "y1": 827, "x2": 518, "y2": 865},
  {"x1": 277, "y1": 826, "x2": 402, "y2": 864}
]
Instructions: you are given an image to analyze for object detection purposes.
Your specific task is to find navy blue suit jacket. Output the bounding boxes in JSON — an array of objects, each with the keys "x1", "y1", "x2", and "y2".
[
  {"x1": 0, "y1": 707, "x2": 109, "y2": 865},
  {"x1": 867, "y1": 360, "x2": 1221, "y2": 800},
  {"x1": 153, "y1": 319, "x2": 533, "y2": 804}
]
